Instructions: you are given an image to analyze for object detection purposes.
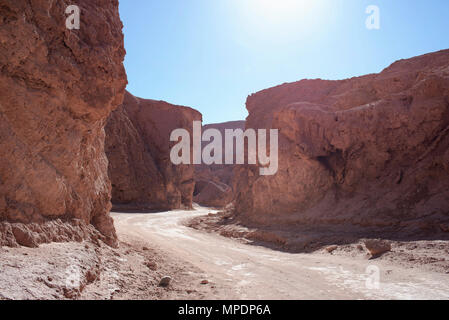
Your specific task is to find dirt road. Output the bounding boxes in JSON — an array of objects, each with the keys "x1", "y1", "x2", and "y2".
[{"x1": 111, "y1": 206, "x2": 449, "y2": 300}]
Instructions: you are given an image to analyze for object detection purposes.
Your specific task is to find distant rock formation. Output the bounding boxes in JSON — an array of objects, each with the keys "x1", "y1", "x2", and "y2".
[
  {"x1": 0, "y1": 0, "x2": 127, "y2": 247},
  {"x1": 105, "y1": 91, "x2": 202, "y2": 211},
  {"x1": 194, "y1": 121, "x2": 245, "y2": 208},
  {"x1": 194, "y1": 177, "x2": 234, "y2": 208},
  {"x1": 234, "y1": 49, "x2": 449, "y2": 235}
]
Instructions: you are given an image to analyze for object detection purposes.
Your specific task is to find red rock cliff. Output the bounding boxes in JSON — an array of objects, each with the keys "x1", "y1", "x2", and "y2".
[
  {"x1": 194, "y1": 121, "x2": 245, "y2": 208},
  {"x1": 105, "y1": 91, "x2": 202, "y2": 211},
  {"x1": 0, "y1": 0, "x2": 127, "y2": 247},
  {"x1": 234, "y1": 49, "x2": 449, "y2": 235}
]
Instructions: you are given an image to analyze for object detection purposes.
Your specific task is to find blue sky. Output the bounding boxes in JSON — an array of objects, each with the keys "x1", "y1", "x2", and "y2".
[{"x1": 119, "y1": 0, "x2": 449, "y2": 124}]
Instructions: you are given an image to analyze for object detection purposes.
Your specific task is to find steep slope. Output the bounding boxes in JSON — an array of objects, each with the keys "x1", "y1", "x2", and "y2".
[
  {"x1": 105, "y1": 91, "x2": 202, "y2": 210},
  {"x1": 234, "y1": 49, "x2": 449, "y2": 236},
  {"x1": 0, "y1": 0, "x2": 127, "y2": 247}
]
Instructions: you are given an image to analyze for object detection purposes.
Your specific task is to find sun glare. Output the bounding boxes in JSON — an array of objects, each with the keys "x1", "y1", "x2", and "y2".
[
  {"x1": 253, "y1": 0, "x2": 317, "y2": 22},
  {"x1": 257, "y1": 0, "x2": 310, "y2": 13},
  {"x1": 234, "y1": 0, "x2": 324, "y2": 39}
]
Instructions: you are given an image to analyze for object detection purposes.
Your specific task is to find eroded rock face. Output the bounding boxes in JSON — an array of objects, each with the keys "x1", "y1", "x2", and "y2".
[
  {"x1": 0, "y1": 0, "x2": 127, "y2": 247},
  {"x1": 234, "y1": 49, "x2": 449, "y2": 235},
  {"x1": 194, "y1": 121, "x2": 245, "y2": 208},
  {"x1": 193, "y1": 179, "x2": 234, "y2": 208},
  {"x1": 105, "y1": 91, "x2": 202, "y2": 210}
]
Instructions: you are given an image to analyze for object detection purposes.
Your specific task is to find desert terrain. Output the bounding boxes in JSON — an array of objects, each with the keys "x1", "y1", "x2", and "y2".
[
  {"x1": 2, "y1": 205, "x2": 448, "y2": 300},
  {"x1": 113, "y1": 206, "x2": 449, "y2": 300},
  {"x1": 0, "y1": 0, "x2": 448, "y2": 301}
]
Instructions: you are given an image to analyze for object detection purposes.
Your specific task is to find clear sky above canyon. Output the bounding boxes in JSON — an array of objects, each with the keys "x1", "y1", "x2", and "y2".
[{"x1": 119, "y1": 0, "x2": 449, "y2": 124}]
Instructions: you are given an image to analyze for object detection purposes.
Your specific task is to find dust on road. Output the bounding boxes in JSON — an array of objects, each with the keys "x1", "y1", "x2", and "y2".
[{"x1": 112, "y1": 205, "x2": 449, "y2": 300}]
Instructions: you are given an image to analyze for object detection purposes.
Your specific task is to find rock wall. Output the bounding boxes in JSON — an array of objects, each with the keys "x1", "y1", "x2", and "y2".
[
  {"x1": 234, "y1": 49, "x2": 449, "y2": 235},
  {"x1": 105, "y1": 91, "x2": 202, "y2": 211},
  {"x1": 0, "y1": 0, "x2": 127, "y2": 247},
  {"x1": 194, "y1": 121, "x2": 245, "y2": 208}
]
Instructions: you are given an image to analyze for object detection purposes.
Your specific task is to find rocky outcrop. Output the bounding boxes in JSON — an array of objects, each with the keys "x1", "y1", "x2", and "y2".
[
  {"x1": 193, "y1": 179, "x2": 233, "y2": 208},
  {"x1": 105, "y1": 91, "x2": 202, "y2": 210},
  {"x1": 234, "y1": 49, "x2": 449, "y2": 236},
  {"x1": 0, "y1": 0, "x2": 127, "y2": 247},
  {"x1": 194, "y1": 121, "x2": 245, "y2": 208}
]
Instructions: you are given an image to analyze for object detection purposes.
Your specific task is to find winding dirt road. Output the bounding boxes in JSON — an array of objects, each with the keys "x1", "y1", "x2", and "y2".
[{"x1": 112, "y1": 206, "x2": 449, "y2": 300}]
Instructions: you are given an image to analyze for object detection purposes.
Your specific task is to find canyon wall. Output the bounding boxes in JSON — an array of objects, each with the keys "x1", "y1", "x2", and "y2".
[
  {"x1": 105, "y1": 91, "x2": 202, "y2": 211},
  {"x1": 0, "y1": 0, "x2": 127, "y2": 247},
  {"x1": 194, "y1": 121, "x2": 245, "y2": 208},
  {"x1": 234, "y1": 49, "x2": 449, "y2": 236}
]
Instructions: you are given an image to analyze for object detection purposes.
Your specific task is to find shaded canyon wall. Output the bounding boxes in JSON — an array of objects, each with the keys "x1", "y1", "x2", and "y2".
[{"x1": 105, "y1": 91, "x2": 202, "y2": 211}]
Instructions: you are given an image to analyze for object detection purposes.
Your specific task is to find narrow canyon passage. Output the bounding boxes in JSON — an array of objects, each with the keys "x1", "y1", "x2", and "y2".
[{"x1": 112, "y1": 206, "x2": 449, "y2": 300}]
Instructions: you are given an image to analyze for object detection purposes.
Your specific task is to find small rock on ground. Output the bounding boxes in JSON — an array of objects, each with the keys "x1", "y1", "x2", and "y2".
[
  {"x1": 325, "y1": 245, "x2": 338, "y2": 253},
  {"x1": 364, "y1": 239, "x2": 392, "y2": 257},
  {"x1": 159, "y1": 276, "x2": 172, "y2": 287}
]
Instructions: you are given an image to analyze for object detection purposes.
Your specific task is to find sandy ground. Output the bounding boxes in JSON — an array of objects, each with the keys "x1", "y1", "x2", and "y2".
[
  {"x1": 1, "y1": 205, "x2": 448, "y2": 300},
  {"x1": 0, "y1": 218, "x2": 225, "y2": 300},
  {"x1": 112, "y1": 205, "x2": 449, "y2": 300}
]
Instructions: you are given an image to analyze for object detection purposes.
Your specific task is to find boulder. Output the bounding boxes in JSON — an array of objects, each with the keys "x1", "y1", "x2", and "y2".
[{"x1": 364, "y1": 240, "x2": 392, "y2": 257}]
